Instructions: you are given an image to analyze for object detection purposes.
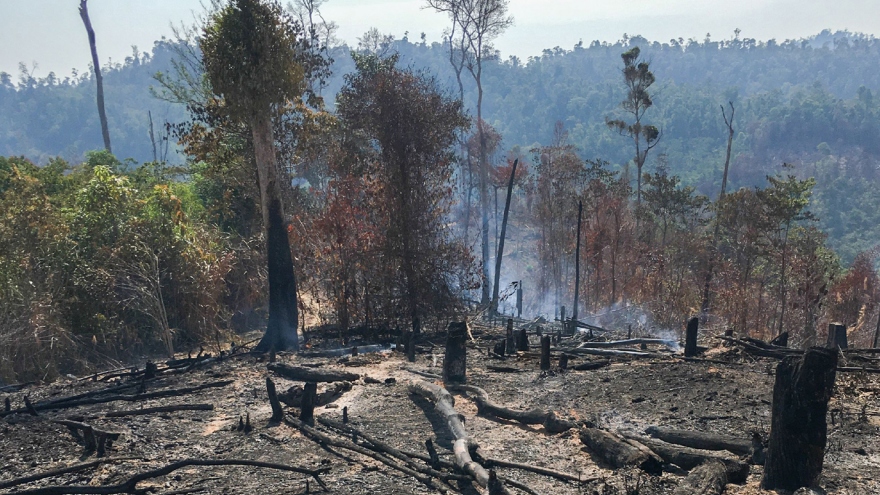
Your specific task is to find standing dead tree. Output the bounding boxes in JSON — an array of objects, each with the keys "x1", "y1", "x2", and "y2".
[
  {"x1": 491, "y1": 159, "x2": 518, "y2": 314},
  {"x1": 79, "y1": 0, "x2": 112, "y2": 153}
]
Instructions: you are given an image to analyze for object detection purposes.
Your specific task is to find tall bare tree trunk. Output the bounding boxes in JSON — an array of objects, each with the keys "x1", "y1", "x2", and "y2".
[
  {"x1": 491, "y1": 159, "x2": 518, "y2": 313},
  {"x1": 79, "y1": 0, "x2": 111, "y2": 153},
  {"x1": 478, "y1": 84, "x2": 490, "y2": 305},
  {"x1": 573, "y1": 201, "x2": 582, "y2": 322},
  {"x1": 251, "y1": 111, "x2": 299, "y2": 352}
]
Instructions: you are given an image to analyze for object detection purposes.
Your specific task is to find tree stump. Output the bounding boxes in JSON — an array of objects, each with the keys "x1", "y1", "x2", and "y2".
[
  {"x1": 505, "y1": 319, "x2": 515, "y2": 355},
  {"x1": 516, "y1": 329, "x2": 529, "y2": 352},
  {"x1": 826, "y1": 323, "x2": 847, "y2": 349},
  {"x1": 300, "y1": 382, "x2": 317, "y2": 425},
  {"x1": 405, "y1": 331, "x2": 416, "y2": 363},
  {"x1": 558, "y1": 353, "x2": 569, "y2": 370},
  {"x1": 540, "y1": 336, "x2": 551, "y2": 371},
  {"x1": 266, "y1": 377, "x2": 284, "y2": 423},
  {"x1": 684, "y1": 317, "x2": 699, "y2": 357},
  {"x1": 761, "y1": 347, "x2": 838, "y2": 491},
  {"x1": 516, "y1": 284, "x2": 523, "y2": 319},
  {"x1": 770, "y1": 331, "x2": 789, "y2": 347},
  {"x1": 493, "y1": 341, "x2": 506, "y2": 357},
  {"x1": 443, "y1": 322, "x2": 468, "y2": 384}
]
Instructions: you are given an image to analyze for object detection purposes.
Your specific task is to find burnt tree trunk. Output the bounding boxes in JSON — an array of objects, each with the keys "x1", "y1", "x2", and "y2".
[
  {"x1": 673, "y1": 460, "x2": 728, "y2": 495},
  {"x1": 491, "y1": 159, "x2": 518, "y2": 314},
  {"x1": 300, "y1": 382, "x2": 317, "y2": 425},
  {"x1": 516, "y1": 329, "x2": 529, "y2": 352},
  {"x1": 761, "y1": 347, "x2": 838, "y2": 491},
  {"x1": 266, "y1": 377, "x2": 283, "y2": 423},
  {"x1": 505, "y1": 318, "x2": 515, "y2": 355},
  {"x1": 558, "y1": 353, "x2": 569, "y2": 370},
  {"x1": 685, "y1": 317, "x2": 699, "y2": 357},
  {"x1": 826, "y1": 323, "x2": 847, "y2": 349},
  {"x1": 79, "y1": 0, "x2": 111, "y2": 153},
  {"x1": 540, "y1": 336, "x2": 551, "y2": 371},
  {"x1": 251, "y1": 111, "x2": 299, "y2": 352},
  {"x1": 443, "y1": 322, "x2": 468, "y2": 384},
  {"x1": 572, "y1": 201, "x2": 582, "y2": 324}
]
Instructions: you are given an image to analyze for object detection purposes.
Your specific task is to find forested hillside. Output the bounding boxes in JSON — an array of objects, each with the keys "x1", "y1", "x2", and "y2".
[{"x1": 3, "y1": 30, "x2": 880, "y2": 260}]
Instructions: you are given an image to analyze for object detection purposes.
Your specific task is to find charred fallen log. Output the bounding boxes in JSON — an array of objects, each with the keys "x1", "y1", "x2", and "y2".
[
  {"x1": 578, "y1": 427, "x2": 663, "y2": 474},
  {"x1": 267, "y1": 363, "x2": 359, "y2": 382},
  {"x1": 624, "y1": 434, "x2": 749, "y2": 482},
  {"x1": 645, "y1": 426, "x2": 753, "y2": 457},
  {"x1": 453, "y1": 384, "x2": 577, "y2": 434},
  {"x1": 277, "y1": 381, "x2": 352, "y2": 408},
  {"x1": 672, "y1": 460, "x2": 728, "y2": 495}
]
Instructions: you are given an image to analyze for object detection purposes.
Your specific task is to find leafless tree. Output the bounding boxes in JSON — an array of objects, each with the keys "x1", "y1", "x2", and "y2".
[{"x1": 79, "y1": 0, "x2": 112, "y2": 153}]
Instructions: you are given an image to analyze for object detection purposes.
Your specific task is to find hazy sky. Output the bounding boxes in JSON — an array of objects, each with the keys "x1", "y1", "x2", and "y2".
[{"x1": 1, "y1": 0, "x2": 877, "y2": 78}]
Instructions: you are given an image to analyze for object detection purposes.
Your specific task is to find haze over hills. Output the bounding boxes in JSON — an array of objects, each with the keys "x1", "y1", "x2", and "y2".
[{"x1": 1, "y1": 29, "x2": 879, "y2": 261}]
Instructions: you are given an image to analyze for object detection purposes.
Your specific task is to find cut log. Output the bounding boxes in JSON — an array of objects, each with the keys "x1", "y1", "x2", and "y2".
[
  {"x1": 443, "y1": 322, "x2": 468, "y2": 384},
  {"x1": 645, "y1": 426, "x2": 752, "y2": 456},
  {"x1": 685, "y1": 317, "x2": 699, "y2": 357},
  {"x1": 625, "y1": 435, "x2": 749, "y2": 482},
  {"x1": 408, "y1": 380, "x2": 489, "y2": 487},
  {"x1": 672, "y1": 460, "x2": 728, "y2": 495},
  {"x1": 267, "y1": 363, "x2": 359, "y2": 383},
  {"x1": 579, "y1": 427, "x2": 662, "y2": 474},
  {"x1": 762, "y1": 347, "x2": 838, "y2": 491}
]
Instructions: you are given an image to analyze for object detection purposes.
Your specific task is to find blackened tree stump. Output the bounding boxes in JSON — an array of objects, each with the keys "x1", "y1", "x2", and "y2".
[
  {"x1": 558, "y1": 353, "x2": 569, "y2": 370},
  {"x1": 516, "y1": 329, "x2": 529, "y2": 352},
  {"x1": 826, "y1": 323, "x2": 847, "y2": 349},
  {"x1": 761, "y1": 347, "x2": 838, "y2": 491},
  {"x1": 505, "y1": 319, "x2": 515, "y2": 354},
  {"x1": 540, "y1": 336, "x2": 551, "y2": 370},
  {"x1": 685, "y1": 317, "x2": 699, "y2": 357},
  {"x1": 300, "y1": 382, "x2": 317, "y2": 425},
  {"x1": 443, "y1": 322, "x2": 468, "y2": 384}
]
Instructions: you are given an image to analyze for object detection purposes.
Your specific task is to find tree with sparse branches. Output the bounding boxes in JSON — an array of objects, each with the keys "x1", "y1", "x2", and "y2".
[
  {"x1": 200, "y1": 0, "x2": 307, "y2": 352},
  {"x1": 607, "y1": 46, "x2": 660, "y2": 218},
  {"x1": 426, "y1": 0, "x2": 512, "y2": 306}
]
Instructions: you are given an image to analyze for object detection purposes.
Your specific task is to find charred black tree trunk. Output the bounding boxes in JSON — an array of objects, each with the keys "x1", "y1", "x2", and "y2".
[
  {"x1": 761, "y1": 347, "x2": 838, "y2": 491},
  {"x1": 300, "y1": 382, "x2": 317, "y2": 426},
  {"x1": 540, "y1": 336, "x2": 551, "y2": 371},
  {"x1": 79, "y1": 0, "x2": 111, "y2": 153},
  {"x1": 491, "y1": 159, "x2": 518, "y2": 314},
  {"x1": 505, "y1": 318, "x2": 515, "y2": 355},
  {"x1": 826, "y1": 323, "x2": 847, "y2": 349},
  {"x1": 443, "y1": 322, "x2": 468, "y2": 384},
  {"x1": 252, "y1": 112, "x2": 299, "y2": 353},
  {"x1": 516, "y1": 329, "x2": 529, "y2": 352},
  {"x1": 684, "y1": 317, "x2": 699, "y2": 357}
]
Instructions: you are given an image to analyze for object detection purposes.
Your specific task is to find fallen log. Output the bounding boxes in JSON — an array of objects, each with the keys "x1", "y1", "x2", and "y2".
[
  {"x1": 486, "y1": 365, "x2": 522, "y2": 373},
  {"x1": 103, "y1": 404, "x2": 214, "y2": 418},
  {"x1": 453, "y1": 384, "x2": 577, "y2": 434},
  {"x1": 564, "y1": 348, "x2": 655, "y2": 358},
  {"x1": 300, "y1": 344, "x2": 389, "y2": 358},
  {"x1": 672, "y1": 460, "x2": 728, "y2": 495},
  {"x1": 0, "y1": 457, "x2": 140, "y2": 490},
  {"x1": 645, "y1": 426, "x2": 752, "y2": 457},
  {"x1": 408, "y1": 380, "x2": 489, "y2": 487},
  {"x1": 4, "y1": 459, "x2": 329, "y2": 495},
  {"x1": 579, "y1": 427, "x2": 662, "y2": 474},
  {"x1": 277, "y1": 381, "x2": 352, "y2": 408},
  {"x1": 572, "y1": 360, "x2": 611, "y2": 371},
  {"x1": 267, "y1": 363, "x2": 359, "y2": 383},
  {"x1": 624, "y1": 435, "x2": 749, "y2": 482},
  {"x1": 577, "y1": 339, "x2": 677, "y2": 350},
  {"x1": 3, "y1": 381, "x2": 232, "y2": 417}
]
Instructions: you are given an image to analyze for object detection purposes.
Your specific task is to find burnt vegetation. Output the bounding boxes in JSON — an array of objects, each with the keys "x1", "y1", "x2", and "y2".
[{"x1": 1, "y1": 0, "x2": 880, "y2": 494}]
